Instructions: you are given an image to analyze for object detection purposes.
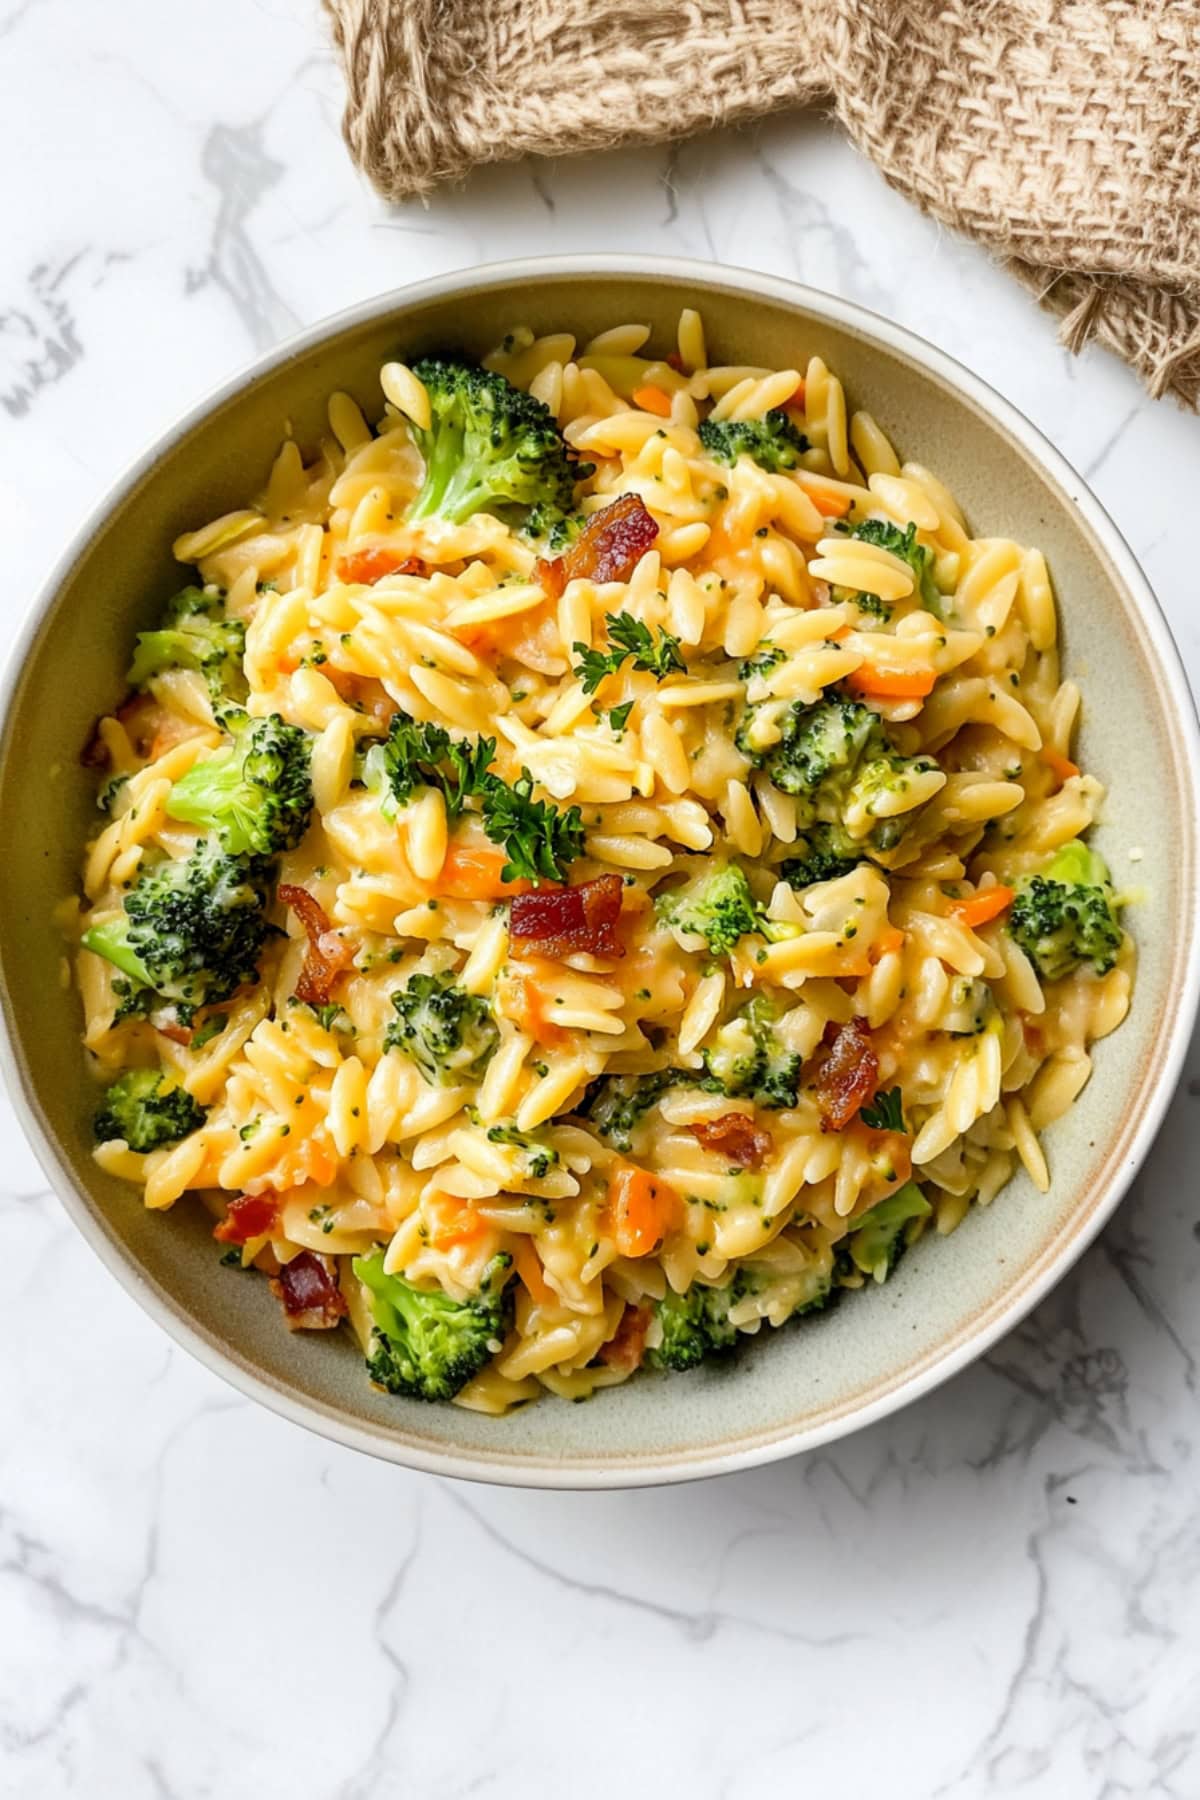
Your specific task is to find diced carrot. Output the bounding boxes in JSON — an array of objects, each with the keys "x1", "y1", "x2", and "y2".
[
  {"x1": 870, "y1": 925, "x2": 906, "y2": 964},
  {"x1": 789, "y1": 379, "x2": 806, "y2": 407},
  {"x1": 848, "y1": 664, "x2": 937, "y2": 699},
  {"x1": 277, "y1": 1131, "x2": 338, "y2": 1190},
  {"x1": 799, "y1": 477, "x2": 851, "y2": 518},
  {"x1": 513, "y1": 1238, "x2": 556, "y2": 1308},
  {"x1": 425, "y1": 1193, "x2": 490, "y2": 1251},
  {"x1": 509, "y1": 971, "x2": 566, "y2": 1048},
  {"x1": 632, "y1": 384, "x2": 672, "y2": 417},
  {"x1": 947, "y1": 885, "x2": 1015, "y2": 929},
  {"x1": 436, "y1": 842, "x2": 550, "y2": 902},
  {"x1": 605, "y1": 1164, "x2": 682, "y2": 1258},
  {"x1": 1041, "y1": 747, "x2": 1080, "y2": 785}
]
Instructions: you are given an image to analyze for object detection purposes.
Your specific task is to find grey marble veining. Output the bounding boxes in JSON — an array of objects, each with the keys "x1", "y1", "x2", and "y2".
[{"x1": 2, "y1": 1, "x2": 1199, "y2": 1794}]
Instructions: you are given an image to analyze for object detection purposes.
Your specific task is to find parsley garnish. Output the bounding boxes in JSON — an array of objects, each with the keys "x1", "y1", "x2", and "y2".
[
  {"x1": 481, "y1": 769, "x2": 584, "y2": 884},
  {"x1": 859, "y1": 1086, "x2": 906, "y2": 1132},
  {"x1": 607, "y1": 700, "x2": 634, "y2": 735},
  {"x1": 572, "y1": 611, "x2": 685, "y2": 694}
]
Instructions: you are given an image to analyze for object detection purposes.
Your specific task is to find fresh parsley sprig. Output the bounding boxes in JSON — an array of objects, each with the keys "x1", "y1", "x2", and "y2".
[
  {"x1": 572, "y1": 611, "x2": 686, "y2": 695},
  {"x1": 481, "y1": 769, "x2": 585, "y2": 884},
  {"x1": 859, "y1": 1086, "x2": 906, "y2": 1132}
]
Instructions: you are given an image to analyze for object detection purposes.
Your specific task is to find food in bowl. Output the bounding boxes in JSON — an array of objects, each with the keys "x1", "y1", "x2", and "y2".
[{"x1": 68, "y1": 306, "x2": 1133, "y2": 1414}]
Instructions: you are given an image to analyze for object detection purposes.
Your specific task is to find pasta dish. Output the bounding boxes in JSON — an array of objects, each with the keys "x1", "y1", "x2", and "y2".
[{"x1": 69, "y1": 307, "x2": 1132, "y2": 1412}]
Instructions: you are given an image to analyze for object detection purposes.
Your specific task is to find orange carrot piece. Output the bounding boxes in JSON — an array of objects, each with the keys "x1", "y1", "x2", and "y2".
[
  {"x1": 947, "y1": 885, "x2": 1015, "y2": 929},
  {"x1": 435, "y1": 843, "x2": 549, "y2": 902},
  {"x1": 799, "y1": 478, "x2": 851, "y2": 518},
  {"x1": 632, "y1": 384, "x2": 672, "y2": 417},
  {"x1": 509, "y1": 972, "x2": 567, "y2": 1049},
  {"x1": 424, "y1": 1193, "x2": 489, "y2": 1251},
  {"x1": 513, "y1": 1238, "x2": 555, "y2": 1308},
  {"x1": 1041, "y1": 747, "x2": 1080, "y2": 785},
  {"x1": 870, "y1": 925, "x2": 906, "y2": 964},
  {"x1": 789, "y1": 379, "x2": 806, "y2": 407},
  {"x1": 848, "y1": 665, "x2": 937, "y2": 699},
  {"x1": 605, "y1": 1164, "x2": 682, "y2": 1258}
]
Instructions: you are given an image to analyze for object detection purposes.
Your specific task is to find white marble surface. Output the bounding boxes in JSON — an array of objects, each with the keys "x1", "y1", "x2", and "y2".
[{"x1": 3, "y1": 3, "x2": 1200, "y2": 1794}]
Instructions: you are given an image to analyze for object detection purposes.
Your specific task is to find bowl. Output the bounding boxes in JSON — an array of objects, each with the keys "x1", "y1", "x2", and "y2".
[{"x1": 2, "y1": 258, "x2": 1197, "y2": 1489}]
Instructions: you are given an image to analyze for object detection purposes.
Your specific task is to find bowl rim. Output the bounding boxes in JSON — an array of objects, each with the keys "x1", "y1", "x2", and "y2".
[{"x1": 3, "y1": 253, "x2": 1198, "y2": 1489}]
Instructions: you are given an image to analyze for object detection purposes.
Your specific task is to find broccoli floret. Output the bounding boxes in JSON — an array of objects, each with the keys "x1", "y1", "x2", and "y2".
[
  {"x1": 649, "y1": 1280, "x2": 742, "y2": 1371},
  {"x1": 847, "y1": 1180, "x2": 932, "y2": 1282},
  {"x1": 406, "y1": 356, "x2": 586, "y2": 531},
  {"x1": 81, "y1": 840, "x2": 274, "y2": 1023},
  {"x1": 353, "y1": 1250, "x2": 513, "y2": 1402},
  {"x1": 779, "y1": 822, "x2": 867, "y2": 888},
  {"x1": 528, "y1": 506, "x2": 585, "y2": 551},
  {"x1": 838, "y1": 518, "x2": 942, "y2": 617},
  {"x1": 749, "y1": 695, "x2": 935, "y2": 855},
  {"x1": 384, "y1": 971, "x2": 499, "y2": 1086},
  {"x1": 859, "y1": 1085, "x2": 906, "y2": 1132},
  {"x1": 656, "y1": 862, "x2": 762, "y2": 957},
  {"x1": 577, "y1": 1068, "x2": 681, "y2": 1153},
  {"x1": 164, "y1": 712, "x2": 313, "y2": 856},
  {"x1": 702, "y1": 994, "x2": 802, "y2": 1110},
  {"x1": 127, "y1": 586, "x2": 247, "y2": 706},
  {"x1": 760, "y1": 694, "x2": 884, "y2": 795},
  {"x1": 485, "y1": 1122, "x2": 558, "y2": 1180},
  {"x1": 737, "y1": 644, "x2": 786, "y2": 682},
  {"x1": 1008, "y1": 840, "x2": 1123, "y2": 981},
  {"x1": 699, "y1": 409, "x2": 809, "y2": 470},
  {"x1": 93, "y1": 1067, "x2": 205, "y2": 1152}
]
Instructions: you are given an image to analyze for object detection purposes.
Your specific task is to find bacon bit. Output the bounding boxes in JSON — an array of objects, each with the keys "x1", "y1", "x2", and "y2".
[
  {"x1": 789, "y1": 379, "x2": 807, "y2": 407},
  {"x1": 600, "y1": 1302, "x2": 653, "y2": 1373},
  {"x1": 337, "y1": 549, "x2": 427, "y2": 585},
  {"x1": 534, "y1": 493, "x2": 659, "y2": 598},
  {"x1": 509, "y1": 873, "x2": 624, "y2": 959},
  {"x1": 665, "y1": 351, "x2": 685, "y2": 372},
  {"x1": 689, "y1": 1113, "x2": 773, "y2": 1169},
  {"x1": 214, "y1": 1192, "x2": 280, "y2": 1244},
  {"x1": 80, "y1": 723, "x2": 111, "y2": 769},
  {"x1": 156, "y1": 1019, "x2": 194, "y2": 1046},
  {"x1": 270, "y1": 1251, "x2": 348, "y2": 1330},
  {"x1": 278, "y1": 883, "x2": 355, "y2": 1006},
  {"x1": 813, "y1": 1016, "x2": 880, "y2": 1132}
]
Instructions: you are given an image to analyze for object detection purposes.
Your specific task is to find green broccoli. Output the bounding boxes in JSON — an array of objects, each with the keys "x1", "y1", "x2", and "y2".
[
  {"x1": 779, "y1": 821, "x2": 867, "y2": 888},
  {"x1": 485, "y1": 1122, "x2": 559, "y2": 1180},
  {"x1": 835, "y1": 517, "x2": 942, "y2": 617},
  {"x1": 127, "y1": 586, "x2": 247, "y2": 707},
  {"x1": 164, "y1": 712, "x2": 313, "y2": 856},
  {"x1": 649, "y1": 1279, "x2": 742, "y2": 1370},
  {"x1": 737, "y1": 644, "x2": 786, "y2": 682},
  {"x1": 384, "y1": 970, "x2": 499, "y2": 1086},
  {"x1": 81, "y1": 840, "x2": 274, "y2": 1024},
  {"x1": 577, "y1": 1068, "x2": 682, "y2": 1153},
  {"x1": 406, "y1": 356, "x2": 587, "y2": 531},
  {"x1": 353, "y1": 1250, "x2": 514, "y2": 1402},
  {"x1": 847, "y1": 1180, "x2": 932, "y2": 1282},
  {"x1": 859, "y1": 1086, "x2": 906, "y2": 1132},
  {"x1": 747, "y1": 694, "x2": 935, "y2": 856},
  {"x1": 93, "y1": 1068, "x2": 205, "y2": 1152},
  {"x1": 656, "y1": 862, "x2": 763, "y2": 957},
  {"x1": 1007, "y1": 840, "x2": 1123, "y2": 981},
  {"x1": 702, "y1": 994, "x2": 802, "y2": 1110},
  {"x1": 699, "y1": 409, "x2": 809, "y2": 470}
]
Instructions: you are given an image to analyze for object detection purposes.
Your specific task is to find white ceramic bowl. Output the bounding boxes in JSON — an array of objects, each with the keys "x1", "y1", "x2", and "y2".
[{"x1": 2, "y1": 258, "x2": 1197, "y2": 1487}]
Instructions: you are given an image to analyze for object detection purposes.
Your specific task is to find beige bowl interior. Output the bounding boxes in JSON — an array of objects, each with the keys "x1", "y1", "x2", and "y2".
[{"x1": 2, "y1": 262, "x2": 1196, "y2": 1486}]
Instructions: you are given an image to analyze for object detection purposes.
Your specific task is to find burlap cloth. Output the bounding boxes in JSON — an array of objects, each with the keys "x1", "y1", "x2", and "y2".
[{"x1": 324, "y1": 0, "x2": 1200, "y2": 407}]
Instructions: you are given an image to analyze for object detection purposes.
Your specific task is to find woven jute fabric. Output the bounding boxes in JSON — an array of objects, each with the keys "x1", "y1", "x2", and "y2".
[{"x1": 324, "y1": 0, "x2": 1200, "y2": 406}]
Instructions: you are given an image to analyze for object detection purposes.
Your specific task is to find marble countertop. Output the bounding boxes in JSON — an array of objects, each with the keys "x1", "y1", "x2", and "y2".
[{"x1": 3, "y1": 3, "x2": 1199, "y2": 1794}]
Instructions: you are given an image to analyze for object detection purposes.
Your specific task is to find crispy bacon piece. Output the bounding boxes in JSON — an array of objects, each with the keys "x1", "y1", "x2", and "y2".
[
  {"x1": 213, "y1": 1192, "x2": 280, "y2": 1245},
  {"x1": 600, "y1": 1302, "x2": 653, "y2": 1373},
  {"x1": 535, "y1": 493, "x2": 660, "y2": 599},
  {"x1": 509, "y1": 873, "x2": 624, "y2": 959},
  {"x1": 689, "y1": 1113, "x2": 773, "y2": 1169},
  {"x1": 278, "y1": 883, "x2": 355, "y2": 1006},
  {"x1": 269, "y1": 1251, "x2": 348, "y2": 1330},
  {"x1": 337, "y1": 549, "x2": 427, "y2": 585},
  {"x1": 813, "y1": 1016, "x2": 880, "y2": 1132}
]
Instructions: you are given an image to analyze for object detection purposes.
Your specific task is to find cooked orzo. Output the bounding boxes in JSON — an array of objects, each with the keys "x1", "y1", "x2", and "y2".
[{"x1": 68, "y1": 308, "x2": 1132, "y2": 1411}]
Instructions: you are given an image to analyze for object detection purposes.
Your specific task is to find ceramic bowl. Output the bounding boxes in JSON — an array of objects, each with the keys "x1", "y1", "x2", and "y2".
[{"x1": 2, "y1": 258, "x2": 1197, "y2": 1488}]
